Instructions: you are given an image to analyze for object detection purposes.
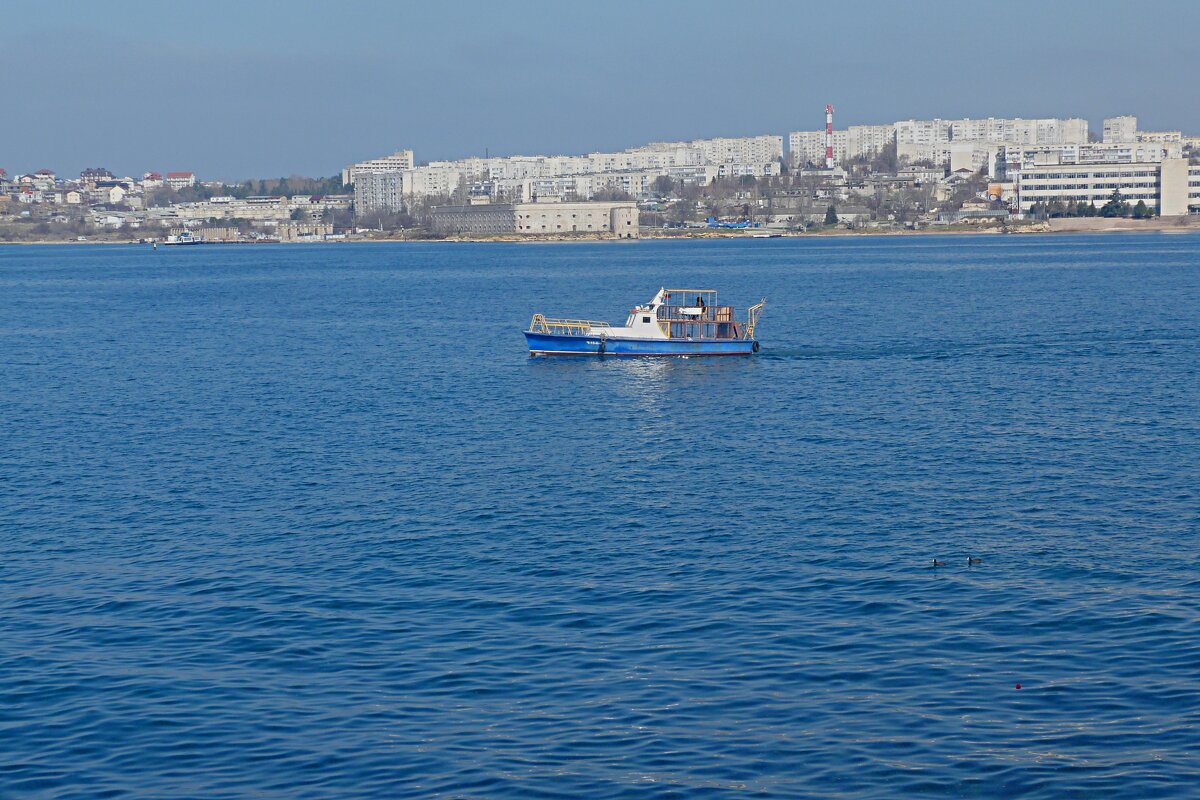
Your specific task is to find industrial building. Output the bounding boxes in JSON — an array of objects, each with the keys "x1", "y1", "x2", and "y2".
[{"x1": 431, "y1": 199, "x2": 638, "y2": 238}]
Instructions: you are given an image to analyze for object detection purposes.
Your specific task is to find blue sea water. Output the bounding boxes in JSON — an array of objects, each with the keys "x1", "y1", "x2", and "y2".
[{"x1": 1, "y1": 234, "x2": 1198, "y2": 799}]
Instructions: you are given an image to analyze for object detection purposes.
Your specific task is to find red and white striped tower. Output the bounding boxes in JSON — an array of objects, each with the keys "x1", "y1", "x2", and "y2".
[{"x1": 825, "y1": 103, "x2": 835, "y2": 169}]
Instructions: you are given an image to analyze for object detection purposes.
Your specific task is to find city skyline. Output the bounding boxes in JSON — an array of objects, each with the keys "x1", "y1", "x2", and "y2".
[
  {"x1": 4, "y1": 108, "x2": 1196, "y2": 185},
  {"x1": 3, "y1": 0, "x2": 1199, "y2": 179}
]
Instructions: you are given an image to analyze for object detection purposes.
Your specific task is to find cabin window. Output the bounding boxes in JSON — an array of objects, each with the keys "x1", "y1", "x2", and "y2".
[{"x1": 642, "y1": 316, "x2": 650, "y2": 323}]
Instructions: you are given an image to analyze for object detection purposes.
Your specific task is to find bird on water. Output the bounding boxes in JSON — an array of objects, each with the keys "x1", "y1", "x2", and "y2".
[
  {"x1": 932, "y1": 559, "x2": 946, "y2": 567},
  {"x1": 968, "y1": 556, "x2": 982, "y2": 565}
]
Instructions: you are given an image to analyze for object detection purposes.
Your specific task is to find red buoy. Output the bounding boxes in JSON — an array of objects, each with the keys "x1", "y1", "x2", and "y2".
[{"x1": 1015, "y1": 683, "x2": 1022, "y2": 690}]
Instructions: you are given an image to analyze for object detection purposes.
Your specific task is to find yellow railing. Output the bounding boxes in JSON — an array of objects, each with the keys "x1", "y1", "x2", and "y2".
[
  {"x1": 745, "y1": 299, "x2": 766, "y2": 339},
  {"x1": 528, "y1": 314, "x2": 611, "y2": 336}
]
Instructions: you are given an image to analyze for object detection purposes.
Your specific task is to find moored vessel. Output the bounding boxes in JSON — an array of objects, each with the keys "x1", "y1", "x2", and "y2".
[
  {"x1": 163, "y1": 230, "x2": 201, "y2": 246},
  {"x1": 525, "y1": 288, "x2": 765, "y2": 357}
]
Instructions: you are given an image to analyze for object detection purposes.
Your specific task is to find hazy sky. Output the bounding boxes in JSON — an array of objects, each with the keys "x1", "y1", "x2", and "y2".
[{"x1": 3, "y1": 0, "x2": 1197, "y2": 180}]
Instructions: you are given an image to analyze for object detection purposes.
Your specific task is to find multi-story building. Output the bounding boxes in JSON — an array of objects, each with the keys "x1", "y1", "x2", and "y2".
[
  {"x1": 1103, "y1": 116, "x2": 1138, "y2": 143},
  {"x1": 353, "y1": 170, "x2": 404, "y2": 214},
  {"x1": 846, "y1": 124, "x2": 895, "y2": 159},
  {"x1": 292, "y1": 194, "x2": 351, "y2": 216},
  {"x1": 277, "y1": 222, "x2": 335, "y2": 241},
  {"x1": 384, "y1": 135, "x2": 781, "y2": 202},
  {"x1": 400, "y1": 165, "x2": 466, "y2": 200},
  {"x1": 1003, "y1": 141, "x2": 1179, "y2": 172},
  {"x1": 341, "y1": 149, "x2": 414, "y2": 186},
  {"x1": 687, "y1": 135, "x2": 783, "y2": 164},
  {"x1": 584, "y1": 169, "x2": 659, "y2": 198},
  {"x1": 165, "y1": 171, "x2": 196, "y2": 190},
  {"x1": 717, "y1": 161, "x2": 781, "y2": 178},
  {"x1": 431, "y1": 199, "x2": 638, "y2": 238},
  {"x1": 1014, "y1": 158, "x2": 1200, "y2": 215},
  {"x1": 896, "y1": 117, "x2": 1088, "y2": 164},
  {"x1": 1102, "y1": 115, "x2": 1184, "y2": 145},
  {"x1": 789, "y1": 130, "x2": 847, "y2": 166},
  {"x1": 30, "y1": 169, "x2": 57, "y2": 191},
  {"x1": 894, "y1": 118, "x2": 953, "y2": 149},
  {"x1": 80, "y1": 167, "x2": 113, "y2": 185},
  {"x1": 946, "y1": 117, "x2": 1088, "y2": 145},
  {"x1": 173, "y1": 195, "x2": 292, "y2": 222},
  {"x1": 1136, "y1": 130, "x2": 1183, "y2": 144},
  {"x1": 791, "y1": 116, "x2": 1090, "y2": 169},
  {"x1": 90, "y1": 183, "x2": 128, "y2": 205},
  {"x1": 666, "y1": 164, "x2": 721, "y2": 186}
]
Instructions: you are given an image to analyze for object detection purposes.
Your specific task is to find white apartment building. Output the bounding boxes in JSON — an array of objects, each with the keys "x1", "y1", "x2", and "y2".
[
  {"x1": 593, "y1": 146, "x2": 700, "y2": 173},
  {"x1": 687, "y1": 135, "x2": 783, "y2": 164},
  {"x1": 1101, "y1": 115, "x2": 1186, "y2": 145},
  {"x1": 792, "y1": 117, "x2": 1086, "y2": 168},
  {"x1": 546, "y1": 155, "x2": 597, "y2": 175},
  {"x1": 847, "y1": 125, "x2": 895, "y2": 159},
  {"x1": 1136, "y1": 130, "x2": 1183, "y2": 143},
  {"x1": 373, "y1": 134, "x2": 782, "y2": 202},
  {"x1": 1103, "y1": 116, "x2": 1138, "y2": 143},
  {"x1": 476, "y1": 157, "x2": 551, "y2": 180},
  {"x1": 790, "y1": 130, "x2": 846, "y2": 166},
  {"x1": 891, "y1": 117, "x2": 1088, "y2": 166},
  {"x1": 1003, "y1": 141, "x2": 1179, "y2": 172},
  {"x1": 789, "y1": 124, "x2": 897, "y2": 166},
  {"x1": 400, "y1": 165, "x2": 466, "y2": 199},
  {"x1": 894, "y1": 118, "x2": 953, "y2": 148},
  {"x1": 582, "y1": 170, "x2": 658, "y2": 197},
  {"x1": 165, "y1": 171, "x2": 196, "y2": 190},
  {"x1": 717, "y1": 161, "x2": 781, "y2": 178},
  {"x1": 946, "y1": 117, "x2": 1088, "y2": 145},
  {"x1": 666, "y1": 164, "x2": 722, "y2": 186},
  {"x1": 341, "y1": 149, "x2": 415, "y2": 186},
  {"x1": 354, "y1": 170, "x2": 404, "y2": 214},
  {"x1": 1014, "y1": 158, "x2": 1200, "y2": 215}
]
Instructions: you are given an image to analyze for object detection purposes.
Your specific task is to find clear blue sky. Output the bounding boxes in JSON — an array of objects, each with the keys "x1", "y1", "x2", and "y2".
[{"x1": 2, "y1": 0, "x2": 1197, "y2": 181}]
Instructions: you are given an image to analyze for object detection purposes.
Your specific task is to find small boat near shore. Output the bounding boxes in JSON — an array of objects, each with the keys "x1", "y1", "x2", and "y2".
[
  {"x1": 162, "y1": 231, "x2": 201, "y2": 246},
  {"x1": 525, "y1": 288, "x2": 765, "y2": 357}
]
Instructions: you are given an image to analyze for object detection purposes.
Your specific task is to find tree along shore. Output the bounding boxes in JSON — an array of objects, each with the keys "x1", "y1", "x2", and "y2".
[{"x1": 9, "y1": 215, "x2": 1199, "y2": 246}]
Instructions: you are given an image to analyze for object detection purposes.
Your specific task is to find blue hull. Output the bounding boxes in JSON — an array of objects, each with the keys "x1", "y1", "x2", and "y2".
[{"x1": 525, "y1": 331, "x2": 757, "y2": 356}]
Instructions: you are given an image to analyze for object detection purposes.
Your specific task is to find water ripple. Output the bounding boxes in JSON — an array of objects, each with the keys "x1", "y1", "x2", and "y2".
[{"x1": 1, "y1": 235, "x2": 1198, "y2": 798}]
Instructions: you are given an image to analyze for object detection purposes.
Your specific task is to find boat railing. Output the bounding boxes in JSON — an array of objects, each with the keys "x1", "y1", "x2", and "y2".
[
  {"x1": 744, "y1": 299, "x2": 766, "y2": 339},
  {"x1": 528, "y1": 313, "x2": 610, "y2": 336},
  {"x1": 658, "y1": 305, "x2": 734, "y2": 323}
]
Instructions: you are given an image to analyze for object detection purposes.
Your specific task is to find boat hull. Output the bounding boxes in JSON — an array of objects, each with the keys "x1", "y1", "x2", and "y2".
[{"x1": 525, "y1": 331, "x2": 757, "y2": 357}]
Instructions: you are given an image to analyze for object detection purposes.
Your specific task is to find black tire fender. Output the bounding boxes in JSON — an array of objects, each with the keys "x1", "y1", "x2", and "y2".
[{"x1": 752, "y1": 341, "x2": 760, "y2": 353}]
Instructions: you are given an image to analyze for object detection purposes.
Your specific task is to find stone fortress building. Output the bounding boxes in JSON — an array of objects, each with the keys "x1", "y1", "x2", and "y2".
[{"x1": 431, "y1": 199, "x2": 638, "y2": 238}]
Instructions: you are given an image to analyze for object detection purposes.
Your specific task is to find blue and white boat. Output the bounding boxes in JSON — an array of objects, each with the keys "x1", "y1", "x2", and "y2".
[
  {"x1": 163, "y1": 230, "x2": 201, "y2": 246},
  {"x1": 525, "y1": 288, "x2": 765, "y2": 357}
]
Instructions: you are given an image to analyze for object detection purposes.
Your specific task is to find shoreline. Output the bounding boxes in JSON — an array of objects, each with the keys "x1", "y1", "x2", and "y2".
[{"x1": 2, "y1": 217, "x2": 1198, "y2": 246}]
